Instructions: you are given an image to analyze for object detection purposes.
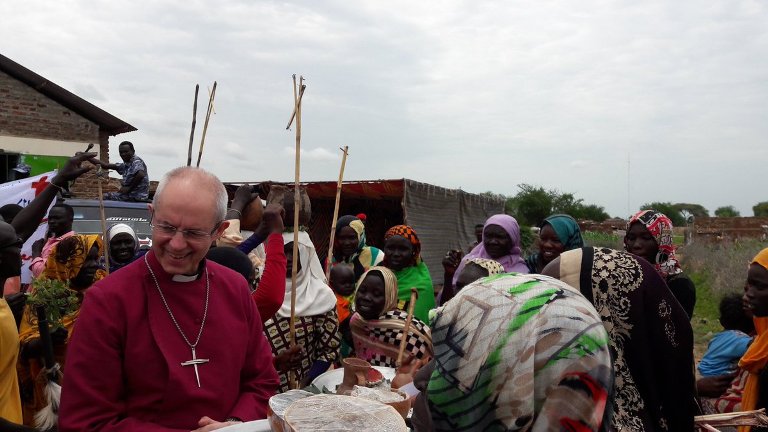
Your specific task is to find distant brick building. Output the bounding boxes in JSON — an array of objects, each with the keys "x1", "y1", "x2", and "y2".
[
  {"x1": 693, "y1": 216, "x2": 768, "y2": 240},
  {"x1": 0, "y1": 53, "x2": 135, "y2": 198}
]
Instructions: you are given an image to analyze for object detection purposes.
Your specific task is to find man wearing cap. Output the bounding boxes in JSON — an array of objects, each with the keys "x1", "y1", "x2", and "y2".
[{"x1": 10, "y1": 163, "x2": 30, "y2": 181}]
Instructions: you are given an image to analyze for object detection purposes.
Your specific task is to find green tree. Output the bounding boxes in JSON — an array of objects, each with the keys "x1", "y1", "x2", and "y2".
[
  {"x1": 754, "y1": 202, "x2": 768, "y2": 217},
  {"x1": 506, "y1": 184, "x2": 553, "y2": 226},
  {"x1": 714, "y1": 206, "x2": 740, "y2": 217},
  {"x1": 506, "y1": 184, "x2": 611, "y2": 224},
  {"x1": 673, "y1": 203, "x2": 709, "y2": 220},
  {"x1": 640, "y1": 202, "x2": 685, "y2": 226},
  {"x1": 576, "y1": 204, "x2": 610, "y2": 222},
  {"x1": 552, "y1": 192, "x2": 584, "y2": 216}
]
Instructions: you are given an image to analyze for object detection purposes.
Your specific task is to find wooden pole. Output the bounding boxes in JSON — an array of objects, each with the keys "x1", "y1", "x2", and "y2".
[
  {"x1": 286, "y1": 84, "x2": 306, "y2": 130},
  {"x1": 196, "y1": 81, "x2": 217, "y2": 168},
  {"x1": 396, "y1": 288, "x2": 419, "y2": 367},
  {"x1": 187, "y1": 84, "x2": 199, "y2": 167},
  {"x1": 288, "y1": 75, "x2": 305, "y2": 389},
  {"x1": 96, "y1": 168, "x2": 110, "y2": 276},
  {"x1": 324, "y1": 146, "x2": 349, "y2": 280}
]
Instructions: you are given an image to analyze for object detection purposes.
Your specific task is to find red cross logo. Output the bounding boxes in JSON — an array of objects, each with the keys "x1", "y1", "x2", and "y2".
[{"x1": 31, "y1": 176, "x2": 50, "y2": 197}]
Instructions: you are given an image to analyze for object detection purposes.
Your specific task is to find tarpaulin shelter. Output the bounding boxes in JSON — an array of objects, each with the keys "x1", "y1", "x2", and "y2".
[{"x1": 225, "y1": 179, "x2": 505, "y2": 283}]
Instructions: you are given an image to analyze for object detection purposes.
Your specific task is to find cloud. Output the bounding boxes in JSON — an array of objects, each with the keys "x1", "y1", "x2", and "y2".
[
  {"x1": 569, "y1": 160, "x2": 588, "y2": 169},
  {"x1": 282, "y1": 146, "x2": 338, "y2": 161},
  {"x1": 2, "y1": 0, "x2": 768, "y2": 216}
]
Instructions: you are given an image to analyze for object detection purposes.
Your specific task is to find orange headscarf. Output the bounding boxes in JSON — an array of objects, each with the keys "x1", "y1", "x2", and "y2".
[{"x1": 738, "y1": 248, "x2": 768, "y2": 431}]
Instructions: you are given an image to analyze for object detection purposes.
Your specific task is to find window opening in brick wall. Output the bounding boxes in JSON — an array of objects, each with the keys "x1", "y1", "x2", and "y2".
[{"x1": 0, "y1": 152, "x2": 21, "y2": 183}]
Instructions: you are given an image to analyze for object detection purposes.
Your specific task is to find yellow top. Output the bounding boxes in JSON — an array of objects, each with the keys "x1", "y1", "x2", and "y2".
[{"x1": 0, "y1": 297, "x2": 22, "y2": 423}]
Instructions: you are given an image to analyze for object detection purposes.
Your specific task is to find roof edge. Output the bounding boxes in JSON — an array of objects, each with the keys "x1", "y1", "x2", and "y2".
[{"x1": 0, "y1": 53, "x2": 137, "y2": 135}]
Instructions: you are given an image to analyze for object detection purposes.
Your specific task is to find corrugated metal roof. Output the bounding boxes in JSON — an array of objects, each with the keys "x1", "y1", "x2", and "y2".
[{"x1": 0, "y1": 53, "x2": 136, "y2": 136}]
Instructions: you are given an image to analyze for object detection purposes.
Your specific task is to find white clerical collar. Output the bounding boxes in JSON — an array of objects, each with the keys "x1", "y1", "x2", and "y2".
[{"x1": 172, "y1": 274, "x2": 199, "y2": 283}]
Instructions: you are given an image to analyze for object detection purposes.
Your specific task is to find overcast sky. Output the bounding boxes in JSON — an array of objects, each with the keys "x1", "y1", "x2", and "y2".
[{"x1": 2, "y1": 0, "x2": 766, "y2": 217}]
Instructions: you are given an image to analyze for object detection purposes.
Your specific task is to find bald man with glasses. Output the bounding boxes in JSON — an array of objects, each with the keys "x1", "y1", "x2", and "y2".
[{"x1": 59, "y1": 167, "x2": 279, "y2": 432}]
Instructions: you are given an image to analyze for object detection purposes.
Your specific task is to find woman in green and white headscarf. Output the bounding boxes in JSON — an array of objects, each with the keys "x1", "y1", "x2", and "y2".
[{"x1": 330, "y1": 215, "x2": 384, "y2": 281}]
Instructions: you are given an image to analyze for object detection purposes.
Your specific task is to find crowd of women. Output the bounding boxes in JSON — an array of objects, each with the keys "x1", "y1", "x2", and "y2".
[{"x1": 3, "y1": 169, "x2": 768, "y2": 431}]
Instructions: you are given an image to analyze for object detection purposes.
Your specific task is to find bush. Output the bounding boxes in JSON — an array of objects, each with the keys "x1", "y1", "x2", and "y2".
[
  {"x1": 519, "y1": 225, "x2": 535, "y2": 256},
  {"x1": 680, "y1": 239, "x2": 767, "y2": 297},
  {"x1": 582, "y1": 231, "x2": 624, "y2": 250}
]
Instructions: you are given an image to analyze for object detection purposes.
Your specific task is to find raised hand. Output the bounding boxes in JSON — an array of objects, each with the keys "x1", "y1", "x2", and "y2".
[
  {"x1": 52, "y1": 152, "x2": 98, "y2": 186},
  {"x1": 255, "y1": 204, "x2": 285, "y2": 238}
]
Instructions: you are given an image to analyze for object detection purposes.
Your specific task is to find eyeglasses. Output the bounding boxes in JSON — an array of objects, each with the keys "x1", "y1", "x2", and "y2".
[{"x1": 150, "y1": 220, "x2": 222, "y2": 242}]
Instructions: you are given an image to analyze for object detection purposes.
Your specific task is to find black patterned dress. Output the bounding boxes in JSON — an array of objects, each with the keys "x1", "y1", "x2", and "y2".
[{"x1": 264, "y1": 309, "x2": 341, "y2": 392}]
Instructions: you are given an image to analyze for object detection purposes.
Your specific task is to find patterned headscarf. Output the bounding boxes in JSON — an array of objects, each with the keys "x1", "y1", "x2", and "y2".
[
  {"x1": 427, "y1": 273, "x2": 612, "y2": 430},
  {"x1": 334, "y1": 215, "x2": 367, "y2": 258},
  {"x1": 42, "y1": 234, "x2": 107, "y2": 283},
  {"x1": 542, "y1": 214, "x2": 584, "y2": 250},
  {"x1": 467, "y1": 258, "x2": 505, "y2": 275},
  {"x1": 626, "y1": 210, "x2": 682, "y2": 278},
  {"x1": 351, "y1": 266, "x2": 433, "y2": 368},
  {"x1": 384, "y1": 225, "x2": 421, "y2": 266},
  {"x1": 356, "y1": 266, "x2": 400, "y2": 316}
]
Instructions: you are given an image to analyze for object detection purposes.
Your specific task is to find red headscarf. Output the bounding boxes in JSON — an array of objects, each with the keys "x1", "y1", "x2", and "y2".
[{"x1": 627, "y1": 210, "x2": 682, "y2": 278}]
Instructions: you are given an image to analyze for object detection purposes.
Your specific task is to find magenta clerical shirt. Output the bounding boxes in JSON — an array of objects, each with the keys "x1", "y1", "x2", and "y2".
[{"x1": 59, "y1": 251, "x2": 279, "y2": 431}]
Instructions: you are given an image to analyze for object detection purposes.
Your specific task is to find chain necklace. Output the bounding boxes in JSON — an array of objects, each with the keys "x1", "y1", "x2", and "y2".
[{"x1": 144, "y1": 254, "x2": 210, "y2": 388}]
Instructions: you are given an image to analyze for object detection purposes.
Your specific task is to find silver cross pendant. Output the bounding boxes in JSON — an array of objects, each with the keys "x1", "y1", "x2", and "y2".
[{"x1": 181, "y1": 347, "x2": 209, "y2": 388}]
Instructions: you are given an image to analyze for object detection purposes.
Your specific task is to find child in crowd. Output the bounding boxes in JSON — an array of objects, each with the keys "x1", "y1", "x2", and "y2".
[
  {"x1": 698, "y1": 293, "x2": 755, "y2": 377},
  {"x1": 329, "y1": 264, "x2": 356, "y2": 359}
]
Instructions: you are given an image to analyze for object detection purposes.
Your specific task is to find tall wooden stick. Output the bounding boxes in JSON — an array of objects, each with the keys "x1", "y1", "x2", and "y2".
[
  {"x1": 396, "y1": 288, "x2": 419, "y2": 367},
  {"x1": 324, "y1": 146, "x2": 349, "y2": 280},
  {"x1": 288, "y1": 75, "x2": 306, "y2": 389},
  {"x1": 96, "y1": 168, "x2": 110, "y2": 276},
  {"x1": 285, "y1": 83, "x2": 307, "y2": 130},
  {"x1": 187, "y1": 84, "x2": 199, "y2": 167},
  {"x1": 196, "y1": 81, "x2": 217, "y2": 168}
]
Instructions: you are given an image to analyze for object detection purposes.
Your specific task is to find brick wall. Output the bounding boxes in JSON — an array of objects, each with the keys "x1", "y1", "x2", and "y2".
[
  {"x1": 0, "y1": 70, "x2": 100, "y2": 143},
  {"x1": 1, "y1": 69, "x2": 121, "y2": 196},
  {"x1": 70, "y1": 173, "x2": 158, "y2": 200}
]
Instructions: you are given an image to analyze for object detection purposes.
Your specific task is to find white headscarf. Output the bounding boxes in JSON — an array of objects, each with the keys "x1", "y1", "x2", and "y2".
[
  {"x1": 107, "y1": 223, "x2": 139, "y2": 255},
  {"x1": 278, "y1": 231, "x2": 337, "y2": 318}
]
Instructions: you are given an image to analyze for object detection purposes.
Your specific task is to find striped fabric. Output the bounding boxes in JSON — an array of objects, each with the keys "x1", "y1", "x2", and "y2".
[{"x1": 427, "y1": 273, "x2": 613, "y2": 431}]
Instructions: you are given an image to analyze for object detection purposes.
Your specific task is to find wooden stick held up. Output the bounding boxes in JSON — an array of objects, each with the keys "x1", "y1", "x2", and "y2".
[
  {"x1": 187, "y1": 84, "x2": 199, "y2": 167},
  {"x1": 196, "y1": 81, "x2": 217, "y2": 168},
  {"x1": 396, "y1": 288, "x2": 419, "y2": 367},
  {"x1": 324, "y1": 146, "x2": 349, "y2": 280},
  {"x1": 288, "y1": 75, "x2": 306, "y2": 389},
  {"x1": 96, "y1": 167, "x2": 110, "y2": 276}
]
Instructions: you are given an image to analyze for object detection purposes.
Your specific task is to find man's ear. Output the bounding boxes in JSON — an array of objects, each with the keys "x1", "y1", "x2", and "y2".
[{"x1": 213, "y1": 220, "x2": 230, "y2": 239}]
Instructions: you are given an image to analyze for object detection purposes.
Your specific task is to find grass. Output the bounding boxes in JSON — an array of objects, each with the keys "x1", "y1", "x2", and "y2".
[
  {"x1": 681, "y1": 239, "x2": 768, "y2": 361},
  {"x1": 582, "y1": 231, "x2": 623, "y2": 250},
  {"x1": 578, "y1": 234, "x2": 766, "y2": 361},
  {"x1": 569, "y1": 232, "x2": 765, "y2": 362},
  {"x1": 689, "y1": 270, "x2": 723, "y2": 361}
]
